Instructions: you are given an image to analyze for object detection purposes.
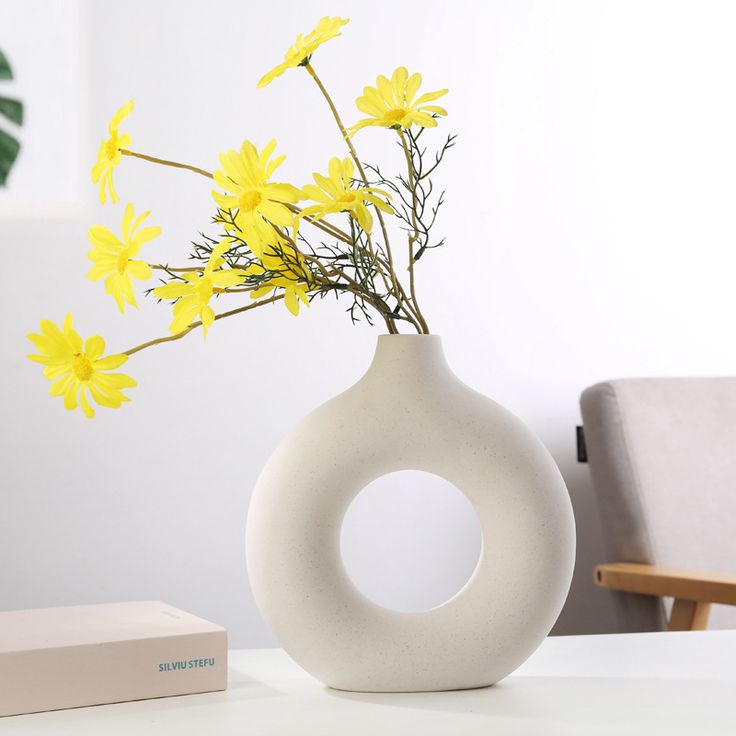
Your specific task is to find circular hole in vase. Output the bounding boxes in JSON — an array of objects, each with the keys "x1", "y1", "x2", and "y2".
[{"x1": 340, "y1": 470, "x2": 483, "y2": 613}]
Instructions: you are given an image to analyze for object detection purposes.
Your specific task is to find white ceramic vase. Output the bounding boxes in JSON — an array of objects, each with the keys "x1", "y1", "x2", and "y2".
[{"x1": 246, "y1": 334, "x2": 575, "y2": 692}]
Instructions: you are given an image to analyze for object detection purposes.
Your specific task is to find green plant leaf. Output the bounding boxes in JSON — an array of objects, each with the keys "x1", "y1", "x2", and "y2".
[
  {"x1": 0, "y1": 128, "x2": 20, "y2": 186},
  {"x1": 0, "y1": 50, "x2": 11, "y2": 80},
  {"x1": 0, "y1": 49, "x2": 21, "y2": 185},
  {"x1": 0, "y1": 96, "x2": 22, "y2": 125}
]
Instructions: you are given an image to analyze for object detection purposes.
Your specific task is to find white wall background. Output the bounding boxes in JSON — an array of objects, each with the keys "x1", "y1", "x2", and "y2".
[
  {"x1": 2, "y1": 0, "x2": 736, "y2": 646},
  {"x1": 0, "y1": 3, "x2": 84, "y2": 217}
]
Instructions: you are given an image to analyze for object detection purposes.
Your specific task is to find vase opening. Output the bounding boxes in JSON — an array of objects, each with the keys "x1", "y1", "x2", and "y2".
[{"x1": 339, "y1": 469, "x2": 483, "y2": 613}]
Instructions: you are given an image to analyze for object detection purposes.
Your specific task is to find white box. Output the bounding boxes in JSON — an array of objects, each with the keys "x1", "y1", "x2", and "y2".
[{"x1": 0, "y1": 601, "x2": 227, "y2": 717}]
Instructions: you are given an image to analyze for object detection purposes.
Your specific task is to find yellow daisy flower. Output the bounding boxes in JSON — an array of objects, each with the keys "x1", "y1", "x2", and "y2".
[
  {"x1": 247, "y1": 244, "x2": 312, "y2": 316},
  {"x1": 26, "y1": 314, "x2": 135, "y2": 419},
  {"x1": 350, "y1": 67, "x2": 448, "y2": 135},
  {"x1": 91, "y1": 99, "x2": 134, "y2": 204},
  {"x1": 212, "y1": 139, "x2": 301, "y2": 257},
  {"x1": 88, "y1": 203, "x2": 160, "y2": 313},
  {"x1": 299, "y1": 157, "x2": 393, "y2": 234},
  {"x1": 154, "y1": 240, "x2": 246, "y2": 335},
  {"x1": 257, "y1": 16, "x2": 349, "y2": 88}
]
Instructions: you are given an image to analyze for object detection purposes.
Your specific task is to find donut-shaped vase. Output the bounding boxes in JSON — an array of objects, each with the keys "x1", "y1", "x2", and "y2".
[{"x1": 246, "y1": 335, "x2": 575, "y2": 692}]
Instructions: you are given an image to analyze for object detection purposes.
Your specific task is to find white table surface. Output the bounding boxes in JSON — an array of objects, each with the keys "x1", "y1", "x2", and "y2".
[{"x1": 3, "y1": 630, "x2": 735, "y2": 735}]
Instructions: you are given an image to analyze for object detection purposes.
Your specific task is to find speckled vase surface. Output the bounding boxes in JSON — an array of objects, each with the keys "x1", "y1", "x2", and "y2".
[{"x1": 246, "y1": 334, "x2": 575, "y2": 692}]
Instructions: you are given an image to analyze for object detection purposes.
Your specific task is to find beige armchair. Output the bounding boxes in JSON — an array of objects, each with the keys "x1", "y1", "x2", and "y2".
[{"x1": 580, "y1": 378, "x2": 736, "y2": 632}]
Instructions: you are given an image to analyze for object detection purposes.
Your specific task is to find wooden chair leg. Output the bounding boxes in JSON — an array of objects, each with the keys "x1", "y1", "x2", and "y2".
[{"x1": 667, "y1": 599, "x2": 712, "y2": 631}]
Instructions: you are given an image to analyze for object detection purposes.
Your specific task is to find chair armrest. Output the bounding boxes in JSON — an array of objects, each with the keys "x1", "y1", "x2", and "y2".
[{"x1": 595, "y1": 563, "x2": 736, "y2": 605}]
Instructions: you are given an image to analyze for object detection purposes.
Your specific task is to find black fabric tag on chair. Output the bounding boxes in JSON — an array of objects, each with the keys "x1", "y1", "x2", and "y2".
[{"x1": 576, "y1": 426, "x2": 588, "y2": 463}]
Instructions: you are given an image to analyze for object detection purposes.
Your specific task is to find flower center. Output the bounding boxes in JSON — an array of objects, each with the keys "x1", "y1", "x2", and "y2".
[
  {"x1": 239, "y1": 190, "x2": 263, "y2": 212},
  {"x1": 105, "y1": 134, "x2": 119, "y2": 160},
  {"x1": 384, "y1": 108, "x2": 406, "y2": 123},
  {"x1": 337, "y1": 192, "x2": 356, "y2": 204},
  {"x1": 72, "y1": 354, "x2": 94, "y2": 382},
  {"x1": 117, "y1": 252, "x2": 129, "y2": 274}
]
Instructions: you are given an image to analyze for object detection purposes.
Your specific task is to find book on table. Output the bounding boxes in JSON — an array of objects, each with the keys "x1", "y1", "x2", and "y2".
[{"x1": 0, "y1": 600, "x2": 227, "y2": 717}]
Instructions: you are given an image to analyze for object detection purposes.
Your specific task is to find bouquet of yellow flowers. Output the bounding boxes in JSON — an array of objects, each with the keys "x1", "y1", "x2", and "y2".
[{"x1": 27, "y1": 16, "x2": 453, "y2": 418}]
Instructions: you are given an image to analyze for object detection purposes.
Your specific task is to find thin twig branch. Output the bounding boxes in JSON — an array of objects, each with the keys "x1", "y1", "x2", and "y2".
[
  {"x1": 123, "y1": 294, "x2": 285, "y2": 356},
  {"x1": 149, "y1": 264, "x2": 201, "y2": 273},
  {"x1": 120, "y1": 149, "x2": 213, "y2": 179}
]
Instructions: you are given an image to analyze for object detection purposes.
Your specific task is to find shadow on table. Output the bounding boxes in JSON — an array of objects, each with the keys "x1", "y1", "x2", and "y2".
[
  {"x1": 101, "y1": 670, "x2": 285, "y2": 714},
  {"x1": 5, "y1": 672, "x2": 286, "y2": 727},
  {"x1": 226, "y1": 669, "x2": 284, "y2": 698},
  {"x1": 325, "y1": 675, "x2": 733, "y2": 729}
]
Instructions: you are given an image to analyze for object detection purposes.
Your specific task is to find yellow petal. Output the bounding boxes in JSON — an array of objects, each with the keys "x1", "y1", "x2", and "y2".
[
  {"x1": 130, "y1": 208, "x2": 150, "y2": 234},
  {"x1": 210, "y1": 270, "x2": 246, "y2": 288},
  {"x1": 284, "y1": 288, "x2": 300, "y2": 316},
  {"x1": 126, "y1": 260, "x2": 152, "y2": 281},
  {"x1": 93, "y1": 354, "x2": 128, "y2": 370},
  {"x1": 154, "y1": 282, "x2": 194, "y2": 299},
  {"x1": 405, "y1": 72, "x2": 422, "y2": 103},
  {"x1": 121, "y1": 203, "x2": 135, "y2": 241},
  {"x1": 49, "y1": 375, "x2": 72, "y2": 397},
  {"x1": 88, "y1": 225, "x2": 122, "y2": 252},
  {"x1": 109, "y1": 99, "x2": 134, "y2": 133},
  {"x1": 95, "y1": 372, "x2": 137, "y2": 390},
  {"x1": 62, "y1": 315, "x2": 83, "y2": 353},
  {"x1": 414, "y1": 89, "x2": 449, "y2": 106},
  {"x1": 85, "y1": 335, "x2": 105, "y2": 361},
  {"x1": 79, "y1": 386, "x2": 95, "y2": 418},
  {"x1": 43, "y1": 364, "x2": 69, "y2": 380},
  {"x1": 200, "y1": 305, "x2": 215, "y2": 335},
  {"x1": 63, "y1": 381, "x2": 79, "y2": 411}
]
